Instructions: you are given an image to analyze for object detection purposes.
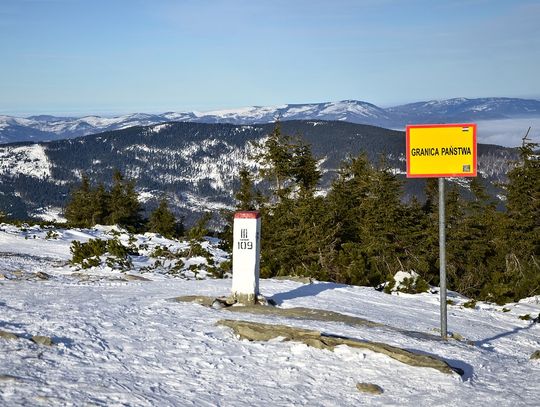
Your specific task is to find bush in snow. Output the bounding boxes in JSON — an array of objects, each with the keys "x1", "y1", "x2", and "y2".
[
  {"x1": 70, "y1": 237, "x2": 133, "y2": 270},
  {"x1": 382, "y1": 270, "x2": 430, "y2": 294}
]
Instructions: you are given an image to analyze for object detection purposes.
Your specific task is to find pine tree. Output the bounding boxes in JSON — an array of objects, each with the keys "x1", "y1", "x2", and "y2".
[
  {"x1": 251, "y1": 121, "x2": 294, "y2": 200},
  {"x1": 290, "y1": 140, "x2": 320, "y2": 196},
  {"x1": 90, "y1": 183, "x2": 110, "y2": 225},
  {"x1": 505, "y1": 136, "x2": 540, "y2": 260},
  {"x1": 107, "y1": 170, "x2": 143, "y2": 231},
  {"x1": 326, "y1": 154, "x2": 409, "y2": 285},
  {"x1": 327, "y1": 153, "x2": 373, "y2": 245},
  {"x1": 490, "y1": 134, "x2": 540, "y2": 302},
  {"x1": 187, "y1": 212, "x2": 211, "y2": 242},
  {"x1": 64, "y1": 174, "x2": 94, "y2": 227},
  {"x1": 235, "y1": 167, "x2": 257, "y2": 211},
  {"x1": 148, "y1": 198, "x2": 177, "y2": 238}
]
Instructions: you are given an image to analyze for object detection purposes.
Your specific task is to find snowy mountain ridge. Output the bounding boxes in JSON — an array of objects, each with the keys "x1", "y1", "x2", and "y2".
[{"x1": 2, "y1": 97, "x2": 539, "y2": 143}]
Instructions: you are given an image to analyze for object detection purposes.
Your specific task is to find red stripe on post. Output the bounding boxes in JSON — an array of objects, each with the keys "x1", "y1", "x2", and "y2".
[{"x1": 234, "y1": 211, "x2": 261, "y2": 219}]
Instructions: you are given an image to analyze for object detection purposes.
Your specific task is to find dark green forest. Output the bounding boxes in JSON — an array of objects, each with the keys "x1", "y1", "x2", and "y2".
[{"x1": 228, "y1": 124, "x2": 540, "y2": 305}]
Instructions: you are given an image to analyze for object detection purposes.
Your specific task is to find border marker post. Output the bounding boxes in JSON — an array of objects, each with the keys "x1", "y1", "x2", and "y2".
[{"x1": 232, "y1": 211, "x2": 261, "y2": 304}]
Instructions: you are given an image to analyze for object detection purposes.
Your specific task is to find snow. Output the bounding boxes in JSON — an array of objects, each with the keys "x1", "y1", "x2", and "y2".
[
  {"x1": 0, "y1": 144, "x2": 51, "y2": 179},
  {"x1": 1, "y1": 224, "x2": 539, "y2": 406},
  {"x1": 150, "y1": 123, "x2": 171, "y2": 133},
  {"x1": 31, "y1": 206, "x2": 66, "y2": 223}
]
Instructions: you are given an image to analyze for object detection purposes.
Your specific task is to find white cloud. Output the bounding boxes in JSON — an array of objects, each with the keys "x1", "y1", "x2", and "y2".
[{"x1": 476, "y1": 118, "x2": 540, "y2": 147}]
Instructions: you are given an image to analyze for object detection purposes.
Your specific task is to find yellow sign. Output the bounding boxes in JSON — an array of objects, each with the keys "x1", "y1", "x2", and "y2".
[{"x1": 406, "y1": 123, "x2": 477, "y2": 178}]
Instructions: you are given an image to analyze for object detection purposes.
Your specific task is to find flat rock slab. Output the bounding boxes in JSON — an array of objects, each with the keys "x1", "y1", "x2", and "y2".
[
  {"x1": 0, "y1": 375, "x2": 20, "y2": 383},
  {"x1": 31, "y1": 335, "x2": 53, "y2": 346},
  {"x1": 0, "y1": 330, "x2": 19, "y2": 340},
  {"x1": 217, "y1": 319, "x2": 458, "y2": 375},
  {"x1": 356, "y1": 382, "x2": 384, "y2": 394},
  {"x1": 173, "y1": 295, "x2": 379, "y2": 327},
  {"x1": 174, "y1": 295, "x2": 215, "y2": 307},
  {"x1": 531, "y1": 350, "x2": 540, "y2": 360},
  {"x1": 173, "y1": 295, "x2": 442, "y2": 342},
  {"x1": 124, "y1": 274, "x2": 151, "y2": 281}
]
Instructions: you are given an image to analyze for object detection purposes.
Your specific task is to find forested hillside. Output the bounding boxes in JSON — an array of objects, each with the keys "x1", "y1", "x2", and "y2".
[{"x1": 0, "y1": 120, "x2": 518, "y2": 221}]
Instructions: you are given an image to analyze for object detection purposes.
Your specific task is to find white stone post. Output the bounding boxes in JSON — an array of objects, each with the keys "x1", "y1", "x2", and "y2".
[{"x1": 232, "y1": 211, "x2": 261, "y2": 304}]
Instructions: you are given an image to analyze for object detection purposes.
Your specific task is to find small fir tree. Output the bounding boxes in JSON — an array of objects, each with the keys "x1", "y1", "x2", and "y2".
[
  {"x1": 65, "y1": 174, "x2": 94, "y2": 227},
  {"x1": 148, "y1": 198, "x2": 177, "y2": 238}
]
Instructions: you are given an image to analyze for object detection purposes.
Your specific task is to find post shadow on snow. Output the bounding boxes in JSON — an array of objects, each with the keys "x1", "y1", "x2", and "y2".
[
  {"x1": 475, "y1": 321, "x2": 538, "y2": 350},
  {"x1": 0, "y1": 320, "x2": 25, "y2": 330},
  {"x1": 51, "y1": 336, "x2": 76, "y2": 348},
  {"x1": 269, "y1": 282, "x2": 347, "y2": 305}
]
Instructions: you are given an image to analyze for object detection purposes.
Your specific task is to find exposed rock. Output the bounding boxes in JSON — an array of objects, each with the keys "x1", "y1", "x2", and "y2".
[
  {"x1": 356, "y1": 382, "x2": 384, "y2": 395},
  {"x1": 175, "y1": 295, "x2": 380, "y2": 328},
  {"x1": 231, "y1": 292, "x2": 258, "y2": 305},
  {"x1": 217, "y1": 319, "x2": 457, "y2": 375},
  {"x1": 226, "y1": 305, "x2": 380, "y2": 328},
  {"x1": 173, "y1": 295, "x2": 215, "y2": 307},
  {"x1": 0, "y1": 330, "x2": 19, "y2": 340},
  {"x1": 35, "y1": 271, "x2": 51, "y2": 280},
  {"x1": 124, "y1": 274, "x2": 151, "y2": 281},
  {"x1": 211, "y1": 296, "x2": 237, "y2": 309},
  {"x1": 70, "y1": 272, "x2": 94, "y2": 282},
  {"x1": 0, "y1": 375, "x2": 20, "y2": 382},
  {"x1": 531, "y1": 350, "x2": 540, "y2": 360},
  {"x1": 31, "y1": 335, "x2": 53, "y2": 346}
]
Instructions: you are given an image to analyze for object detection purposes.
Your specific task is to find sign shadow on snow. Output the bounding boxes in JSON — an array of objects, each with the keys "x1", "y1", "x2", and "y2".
[
  {"x1": 50, "y1": 336, "x2": 76, "y2": 348},
  {"x1": 270, "y1": 282, "x2": 346, "y2": 305},
  {"x1": 475, "y1": 322, "x2": 538, "y2": 351}
]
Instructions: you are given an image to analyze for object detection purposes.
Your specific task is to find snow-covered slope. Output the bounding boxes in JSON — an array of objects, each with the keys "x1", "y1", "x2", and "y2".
[
  {"x1": 2, "y1": 97, "x2": 539, "y2": 143},
  {"x1": 0, "y1": 224, "x2": 539, "y2": 405}
]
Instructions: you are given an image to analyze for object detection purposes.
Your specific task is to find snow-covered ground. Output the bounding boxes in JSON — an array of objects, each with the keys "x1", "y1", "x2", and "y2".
[{"x1": 1, "y1": 224, "x2": 539, "y2": 406}]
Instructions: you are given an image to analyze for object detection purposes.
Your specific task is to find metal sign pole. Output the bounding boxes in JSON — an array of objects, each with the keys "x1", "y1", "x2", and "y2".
[{"x1": 438, "y1": 177, "x2": 448, "y2": 339}]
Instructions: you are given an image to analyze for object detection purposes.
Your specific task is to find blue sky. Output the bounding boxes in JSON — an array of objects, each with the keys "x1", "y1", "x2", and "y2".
[{"x1": 1, "y1": 0, "x2": 539, "y2": 116}]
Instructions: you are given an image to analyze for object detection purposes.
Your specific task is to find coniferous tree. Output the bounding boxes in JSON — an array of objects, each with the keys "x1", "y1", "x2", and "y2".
[
  {"x1": 468, "y1": 178, "x2": 505, "y2": 296},
  {"x1": 107, "y1": 170, "x2": 143, "y2": 230},
  {"x1": 396, "y1": 197, "x2": 435, "y2": 281},
  {"x1": 489, "y1": 135, "x2": 540, "y2": 302},
  {"x1": 251, "y1": 122, "x2": 294, "y2": 200},
  {"x1": 505, "y1": 137, "x2": 540, "y2": 261},
  {"x1": 148, "y1": 197, "x2": 178, "y2": 238},
  {"x1": 187, "y1": 212, "x2": 212, "y2": 242},
  {"x1": 327, "y1": 153, "x2": 373, "y2": 244},
  {"x1": 65, "y1": 174, "x2": 94, "y2": 227},
  {"x1": 235, "y1": 167, "x2": 257, "y2": 211},
  {"x1": 290, "y1": 140, "x2": 320, "y2": 196},
  {"x1": 91, "y1": 183, "x2": 110, "y2": 225},
  {"x1": 250, "y1": 123, "x2": 338, "y2": 279}
]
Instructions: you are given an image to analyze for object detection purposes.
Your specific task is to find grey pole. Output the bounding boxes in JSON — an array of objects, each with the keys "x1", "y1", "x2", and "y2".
[{"x1": 439, "y1": 177, "x2": 447, "y2": 339}]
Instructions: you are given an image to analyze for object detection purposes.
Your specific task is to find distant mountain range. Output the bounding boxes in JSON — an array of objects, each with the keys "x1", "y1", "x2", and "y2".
[
  {"x1": 0, "y1": 121, "x2": 516, "y2": 222},
  {"x1": 1, "y1": 97, "x2": 539, "y2": 144}
]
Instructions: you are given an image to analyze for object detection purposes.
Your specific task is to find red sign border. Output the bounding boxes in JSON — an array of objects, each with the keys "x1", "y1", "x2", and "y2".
[
  {"x1": 234, "y1": 211, "x2": 261, "y2": 219},
  {"x1": 406, "y1": 123, "x2": 477, "y2": 178}
]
